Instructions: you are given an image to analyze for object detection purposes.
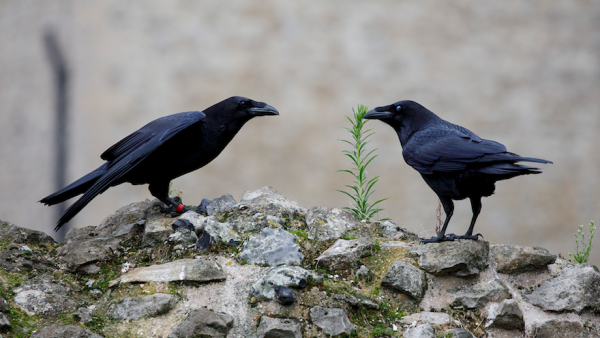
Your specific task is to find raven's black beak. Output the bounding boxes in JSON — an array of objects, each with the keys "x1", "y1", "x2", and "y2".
[
  {"x1": 247, "y1": 103, "x2": 279, "y2": 116},
  {"x1": 364, "y1": 105, "x2": 393, "y2": 120}
]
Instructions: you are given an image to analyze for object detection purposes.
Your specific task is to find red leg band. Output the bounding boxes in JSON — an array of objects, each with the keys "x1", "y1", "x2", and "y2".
[{"x1": 176, "y1": 204, "x2": 184, "y2": 213}]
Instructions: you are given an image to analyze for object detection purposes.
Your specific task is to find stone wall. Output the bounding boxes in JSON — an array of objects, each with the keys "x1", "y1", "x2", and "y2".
[{"x1": 0, "y1": 1, "x2": 599, "y2": 264}]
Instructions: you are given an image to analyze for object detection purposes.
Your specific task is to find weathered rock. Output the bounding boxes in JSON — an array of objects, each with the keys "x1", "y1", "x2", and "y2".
[
  {"x1": 13, "y1": 274, "x2": 77, "y2": 315},
  {"x1": 491, "y1": 244, "x2": 556, "y2": 273},
  {"x1": 0, "y1": 243, "x2": 55, "y2": 272},
  {"x1": 30, "y1": 324, "x2": 103, "y2": 338},
  {"x1": 525, "y1": 264, "x2": 600, "y2": 313},
  {"x1": 239, "y1": 186, "x2": 306, "y2": 220},
  {"x1": 332, "y1": 293, "x2": 380, "y2": 310},
  {"x1": 382, "y1": 260, "x2": 427, "y2": 301},
  {"x1": 0, "y1": 313, "x2": 10, "y2": 332},
  {"x1": 356, "y1": 265, "x2": 375, "y2": 282},
  {"x1": 310, "y1": 306, "x2": 355, "y2": 336},
  {"x1": 57, "y1": 234, "x2": 121, "y2": 272},
  {"x1": 180, "y1": 213, "x2": 240, "y2": 245},
  {"x1": 376, "y1": 221, "x2": 420, "y2": 241},
  {"x1": 167, "y1": 308, "x2": 234, "y2": 338},
  {"x1": 403, "y1": 323, "x2": 434, "y2": 338},
  {"x1": 399, "y1": 312, "x2": 452, "y2": 326},
  {"x1": 0, "y1": 295, "x2": 8, "y2": 313},
  {"x1": 450, "y1": 279, "x2": 510, "y2": 309},
  {"x1": 74, "y1": 305, "x2": 96, "y2": 324},
  {"x1": 168, "y1": 226, "x2": 198, "y2": 246},
  {"x1": 315, "y1": 238, "x2": 373, "y2": 271},
  {"x1": 306, "y1": 206, "x2": 358, "y2": 241},
  {"x1": 485, "y1": 299, "x2": 524, "y2": 330},
  {"x1": 256, "y1": 316, "x2": 302, "y2": 338},
  {"x1": 79, "y1": 263, "x2": 101, "y2": 274},
  {"x1": 0, "y1": 220, "x2": 55, "y2": 245},
  {"x1": 408, "y1": 240, "x2": 489, "y2": 276},
  {"x1": 239, "y1": 226, "x2": 304, "y2": 266},
  {"x1": 445, "y1": 328, "x2": 475, "y2": 338},
  {"x1": 65, "y1": 226, "x2": 97, "y2": 242},
  {"x1": 534, "y1": 319, "x2": 585, "y2": 338},
  {"x1": 251, "y1": 265, "x2": 322, "y2": 302},
  {"x1": 113, "y1": 258, "x2": 226, "y2": 285},
  {"x1": 111, "y1": 293, "x2": 179, "y2": 320},
  {"x1": 203, "y1": 193, "x2": 237, "y2": 216},
  {"x1": 95, "y1": 199, "x2": 157, "y2": 239},
  {"x1": 142, "y1": 216, "x2": 177, "y2": 247}
]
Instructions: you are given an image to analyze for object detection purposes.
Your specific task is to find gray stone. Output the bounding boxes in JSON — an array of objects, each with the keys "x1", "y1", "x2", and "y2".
[
  {"x1": 74, "y1": 305, "x2": 96, "y2": 324},
  {"x1": 485, "y1": 299, "x2": 524, "y2": 331},
  {"x1": 65, "y1": 226, "x2": 97, "y2": 242},
  {"x1": 525, "y1": 265, "x2": 600, "y2": 313},
  {"x1": 79, "y1": 263, "x2": 101, "y2": 274},
  {"x1": 13, "y1": 274, "x2": 77, "y2": 315},
  {"x1": 382, "y1": 260, "x2": 427, "y2": 301},
  {"x1": 168, "y1": 226, "x2": 198, "y2": 246},
  {"x1": 113, "y1": 258, "x2": 226, "y2": 285},
  {"x1": 0, "y1": 312, "x2": 10, "y2": 332},
  {"x1": 403, "y1": 323, "x2": 434, "y2": 338},
  {"x1": 239, "y1": 186, "x2": 306, "y2": 220},
  {"x1": 257, "y1": 316, "x2": 301, "y2": 338},
  {"x1": 30, "y1": 324, "x2": 103, "y2": 338},
  {"x1": 251, "y1": 265, "x2": 322, "y2": 302},
  {"x1": 239, "y1": 226, "x2": 304, "y2": 266},
  {"x1": 0, "y1": 220, "x2": 55, "y2": 245},
  {"x1": 204, "y1": 193, "x2": 237, "y2": 216},
  {"x1": 445, "y1": 329, "x2": 475, "y2": 338},
  {"x1": 142, "y1": 215, "x2": 177, "y2": 247},
  {"x1": 273, "y1": 285, "x2": 297, "y2": 305},
  {"x1": 399, "y1": 312, "x2": 452, "y2": 326},
  {"x1": 450, "y1": 279, "x2": 510, "y2": 309},
  {"x1": 57, "y1": 235, "x2": 121, "y2": 272},
  {"x1": 180, "y1": 213, "x2": 240, "y2": 245},
  {"x1": 310, "y1": 306, "x2": 354, "y2": 336},
  {"x1": 333, "y1": 293, "x2": 380, "y2": 310},
  {"x1": 534, "y1": 319, "x2": 585, "y2": 338},
  {"x1": 0, "y1": 243, "x2": 55, "y2": 273},
  {"x1": 491, "y1": 244, "x2": 556, "y2": 273},
  {"x1": 167, "y1": 308, "x2": 234, "y2": 338},
  {"x1": 306, "y1": 206, "x2": 358, "y2": 241},
  {"x1": 112, "y1": 293, "x2": 179, "y2": 320},
  {"x1": 408, "y1": 240, "x2": 489, "y2": 276},
  {"x1": 356, "y1": 265, "x2": 374, "y2": 282},
  {"x1": 0, "y1": 295, "x2": 8, "y2": 313},
  {"x1": 315, "y1": 238, "x2": 374, "y2": 271},
  {"x1": 95, "y1": 199, "x2": 157, "y2": 239},
  {"x1": 377, "y1": 221, "x2": 420, "y2": 241}
]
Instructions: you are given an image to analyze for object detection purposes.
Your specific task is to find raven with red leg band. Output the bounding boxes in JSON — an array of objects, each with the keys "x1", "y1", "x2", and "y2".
[{"x1": 41, "y1": 96, "x2": 279, "y2": 231}]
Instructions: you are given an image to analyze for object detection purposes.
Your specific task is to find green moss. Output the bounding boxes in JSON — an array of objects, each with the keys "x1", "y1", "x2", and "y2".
[{"x1": 288, "y1": 230, "x2": 309, "y2": 240}]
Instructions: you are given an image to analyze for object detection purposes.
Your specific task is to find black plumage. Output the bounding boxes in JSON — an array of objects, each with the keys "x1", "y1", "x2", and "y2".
[
  {"x1": 41, "y1": 96, "x2": 278, "y2": 231},
  {"x1": 364, "y1": 100, "x2": 551, "y2": 243}
]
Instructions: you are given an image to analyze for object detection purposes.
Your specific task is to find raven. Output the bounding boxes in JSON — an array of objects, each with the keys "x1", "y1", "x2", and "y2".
[
  {"x1": 364, "y1": 100, "x2": 551, "y2": 243},
  {"x1": 41, "y1": 96, "x2": 279, "y2": 231}
]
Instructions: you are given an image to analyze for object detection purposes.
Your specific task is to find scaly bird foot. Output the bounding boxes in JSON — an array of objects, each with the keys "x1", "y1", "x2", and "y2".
[
  {"x1": 421, "y1": 234, "x2": 456, "y2": 244},
  {"x1": 160, "y1": 204, "x2": 189, "y2": 217},
  {"x1": 454, "y1": 233, "x2": 484, "y2": 240}
]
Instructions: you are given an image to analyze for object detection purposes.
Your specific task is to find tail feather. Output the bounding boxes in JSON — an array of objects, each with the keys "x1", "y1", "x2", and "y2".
[
  {"x1": 40, "y1": 165, "x2": 107, "y2": 206},
  {"x1": 478, "y1": 162, "x2": 543, "y2": 180}
]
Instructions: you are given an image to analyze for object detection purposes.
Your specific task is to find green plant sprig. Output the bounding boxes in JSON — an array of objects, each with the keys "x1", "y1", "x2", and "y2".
[
  {"x1": 337, "y1": 104, "x2": 387, "y2": 221},
  {"x1": 569, "y1": 220, "x2": 596, "y2": 264}
]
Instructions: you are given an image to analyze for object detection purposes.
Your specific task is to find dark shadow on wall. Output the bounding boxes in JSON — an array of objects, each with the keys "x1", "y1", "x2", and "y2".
[{"x1": 44, "y1": 29, "x2": 70, "y2": 242}]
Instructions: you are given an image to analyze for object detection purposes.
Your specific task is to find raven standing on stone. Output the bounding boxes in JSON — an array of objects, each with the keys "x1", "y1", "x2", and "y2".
[
  {"x1": 364, "y1": 100, "x2": 551, "y2": 243},
  {"x1": 41, "y1": 96, "x2": 279, "y2": 231}
]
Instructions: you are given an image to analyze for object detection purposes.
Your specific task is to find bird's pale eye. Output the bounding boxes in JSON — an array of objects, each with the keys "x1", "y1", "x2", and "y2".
[
  {"x1": 239, "y1": 101, "x2": 247, "y2": 108},
  {"x1": 396, "y1": 105, "x2": 402, "y2": 112}
]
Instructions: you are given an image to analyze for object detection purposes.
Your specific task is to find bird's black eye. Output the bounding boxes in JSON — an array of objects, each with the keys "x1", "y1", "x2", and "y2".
[
  {"x1": 396, "y1": 105, "x2": 402, "y2": 112},
  {"x1": 239, "y1": 101, "x2": 248, "y2": 108}
]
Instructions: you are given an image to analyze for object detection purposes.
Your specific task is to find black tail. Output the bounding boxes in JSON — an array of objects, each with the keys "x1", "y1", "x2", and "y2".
[{"x1": 40, "y1": 164, "x2": 108, "y2": 230}]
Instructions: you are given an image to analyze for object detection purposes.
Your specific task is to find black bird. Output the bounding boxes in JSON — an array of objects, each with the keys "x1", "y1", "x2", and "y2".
[
  {"x1": 41, "y1": 96, "x2": 279, "y2": 231},
  {"x1": 364, "y1": 100, "x2": 551, "y2": 243}
]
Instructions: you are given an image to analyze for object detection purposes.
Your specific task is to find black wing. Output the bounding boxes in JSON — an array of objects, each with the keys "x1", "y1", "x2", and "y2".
[
  {"x1": 402, "y1": 129, "x2": 549, "y2": 175},
  {"x1": 55, "y1": 111, "x2": 205, "y2": 230}
]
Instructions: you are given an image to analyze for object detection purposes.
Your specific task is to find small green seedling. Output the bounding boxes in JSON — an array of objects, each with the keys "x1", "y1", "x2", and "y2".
[{"x1": 569, "y1": 220, "x2": 595, "y2": 264}]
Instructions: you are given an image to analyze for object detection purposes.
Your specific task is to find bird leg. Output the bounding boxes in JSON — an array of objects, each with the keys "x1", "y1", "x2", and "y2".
[
  {"x1": 455, "y1": 196, "x2": 484, "y2": 240},
  {"x1": 148, "y1": 182, "x2": 190, "y2": 216},
  {"x1": 422, "y1": 197, "x2": 456, "y2": 243}
]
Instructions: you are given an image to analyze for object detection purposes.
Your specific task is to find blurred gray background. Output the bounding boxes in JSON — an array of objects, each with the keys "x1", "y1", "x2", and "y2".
[{"x1": 1, "y1": 1, "x2": 599, "y2": 265}]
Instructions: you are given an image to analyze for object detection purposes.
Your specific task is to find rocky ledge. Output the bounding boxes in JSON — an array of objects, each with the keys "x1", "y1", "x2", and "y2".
[{"x1": 0, "y1": 186, "x2": 598, "y2": 337}]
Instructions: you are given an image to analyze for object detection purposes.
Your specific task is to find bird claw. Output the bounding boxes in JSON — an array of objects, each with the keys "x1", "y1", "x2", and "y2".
[
  {"x1": 159, "y1": 204, "x2": 189, "y2": 217},
  {"x1": 196, "y1": 198, "x2": 210, "y2": 215},
  {"x1": 421, "y1": 234, "x2": 456, "y2": 243},
  {"x1": 454, "y1": 233, "x2": 484, "y2": 240}
]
